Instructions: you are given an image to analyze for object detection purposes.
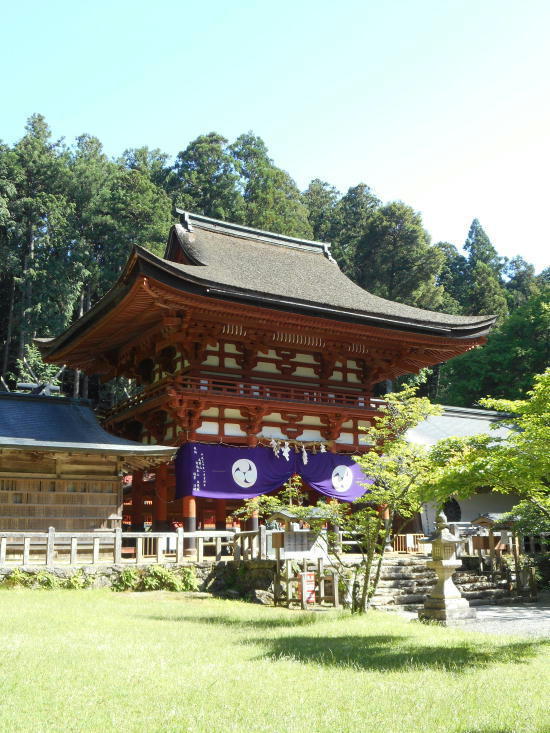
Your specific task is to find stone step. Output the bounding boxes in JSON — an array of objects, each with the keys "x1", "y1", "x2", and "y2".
[
  {"x1": 456, "y1": 582, "x2": 501, "y2": 592},
  {"x1": 468, "y1": 596, "x2": 516, "y2": 607},
  {"x1": 379, "y1": 569, "x2": 434, "y2": 580},
  {"x1": 376, "y1": 579, "x2": 418, "y2": 589},
  {"x1": 372, "y1": 592, "x2": 427, "y2": 606},
  {"x1": 376, "y1": 579, "x2": 435, "y2": 589},
  {"x1": 379, "y1": 557, "x2": 430, "y2": 566},
  {"x1": 374, "y1": 582, "x2": 434, "y2": 596},
  {"x1": 462, "y1": 588, "x2": 508, "y2": 600}
]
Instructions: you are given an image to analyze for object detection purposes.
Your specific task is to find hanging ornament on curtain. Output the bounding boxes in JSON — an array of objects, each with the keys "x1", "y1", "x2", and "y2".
[
  {"x1": 301, "y1": 444, "x2": 308, "y2": 465},
  {"x1": 270, "y1": 438, "x2": 280, "y2": 457},
  {"x1": 320, "y1": 443, "x2": 327, "y2": 453},
  {"x1": 282, "y1": 441, "x2": 291, "y2": 461}
]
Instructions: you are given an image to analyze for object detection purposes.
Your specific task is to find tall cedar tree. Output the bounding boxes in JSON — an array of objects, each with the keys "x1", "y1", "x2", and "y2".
[
  {"x1": 328, "y1": 183, "x2": 379, "y2": 279},
  {"x1": 354, "y1": 201, "x2": 445, "y2": 309},
  {"x1": 438, "y1": 287, "x2": 550, "y2": 406},
  {"x1": 303, "y1": 179, "x2": 340, "y2": 242},
  {"x1": 2, "y1": 115, "x2": 81, "y2": 363},
  {"x1": 230, "y1": 133, "x2": 312, "y2": 238},
  {"x1": 463, "y1": 218, "x2": 508, "y2": 320},
  {"x1": 433, "y1": 241, "x2": 468, "y2": 314},
  {"x1": 169, "y1": 133, "x2": 245, "y2": 222}
]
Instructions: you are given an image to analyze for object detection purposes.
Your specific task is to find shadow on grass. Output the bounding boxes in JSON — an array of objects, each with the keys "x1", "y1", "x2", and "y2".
[
  {"x1": 145, "y1": 613, "x2": 326, "y2": 630},
  {"x1": 249, "y1": 633, "x2": 549, "y2": 672}
]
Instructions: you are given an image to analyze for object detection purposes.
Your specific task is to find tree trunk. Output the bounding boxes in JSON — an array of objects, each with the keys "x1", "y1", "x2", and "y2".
[
  {"x1": 366, "y1": 511, "x2": 394, "y2": 612},
  {"x1": 359, "y1": 516, "x2": 383, "y2": 613},
  {"x1": 73, "y1": 291, "x2": 85, "y2": 397},
  {"x1": 2, "y1": 277, "x2": 15, "y2": 377},
  {"x1": 18, "y1": 224, "x2": 34, "y2": 359}
]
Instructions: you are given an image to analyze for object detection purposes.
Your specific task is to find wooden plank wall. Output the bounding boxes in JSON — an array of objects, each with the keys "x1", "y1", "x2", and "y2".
[{"x1": 0, "y1": 451, "x2": 122, "y2": 530}]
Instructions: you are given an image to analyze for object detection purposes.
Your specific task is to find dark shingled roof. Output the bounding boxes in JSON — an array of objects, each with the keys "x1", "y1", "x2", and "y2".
[
  {"x1": 0, "y1": 392, "x2": 175, "y2": 456},
  {"x1": 155, "y1": 211, "x2": 496, "y2": 338}
]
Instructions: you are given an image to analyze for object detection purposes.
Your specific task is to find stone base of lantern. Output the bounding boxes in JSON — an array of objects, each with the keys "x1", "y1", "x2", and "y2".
[{"x1": 418, "y1": 596, "x2": 477, "y2": 624}]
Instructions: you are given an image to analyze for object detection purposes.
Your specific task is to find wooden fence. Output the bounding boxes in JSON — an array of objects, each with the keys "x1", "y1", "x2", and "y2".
[
  {"x1": 0, "y1": 527, "x2": 433, "y2": 568},
  {"x1": 0, "y1": 527, "x2": 270, "y2": 567}
]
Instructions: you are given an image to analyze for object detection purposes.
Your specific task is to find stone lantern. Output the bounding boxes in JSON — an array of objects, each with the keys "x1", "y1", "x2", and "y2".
[{"x1": 418, "y1": 511, "x2": 476, "y2": 624}]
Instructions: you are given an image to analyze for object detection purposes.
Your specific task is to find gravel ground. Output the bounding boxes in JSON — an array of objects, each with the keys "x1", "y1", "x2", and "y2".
[{"x1": 400, "y1": 593, "x2": 550, "y2": 637}]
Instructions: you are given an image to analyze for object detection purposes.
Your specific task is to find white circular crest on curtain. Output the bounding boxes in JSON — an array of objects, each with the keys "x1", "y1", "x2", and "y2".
[
  {"x1": 232, "y1": 459, "x2": 258, "y2": 488},
  {"x1": 331, "y1": 465, "x2": 353, "y2": 493}
]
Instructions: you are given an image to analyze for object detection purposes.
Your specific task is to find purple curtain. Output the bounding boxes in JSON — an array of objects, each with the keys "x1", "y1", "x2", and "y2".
[{"x1": 175, "y1": 443, "x2": 372, "y2": 502}]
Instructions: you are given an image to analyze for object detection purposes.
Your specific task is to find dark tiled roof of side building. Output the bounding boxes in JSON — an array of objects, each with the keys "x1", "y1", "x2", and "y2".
[{"x1": 0, "y1": 392, "x2": 175, "y2": 456}]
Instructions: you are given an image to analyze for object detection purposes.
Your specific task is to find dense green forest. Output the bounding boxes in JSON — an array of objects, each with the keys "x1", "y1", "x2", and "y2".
[{"x1": 1, "y1": 115, "x2": 548, "y2": 406}]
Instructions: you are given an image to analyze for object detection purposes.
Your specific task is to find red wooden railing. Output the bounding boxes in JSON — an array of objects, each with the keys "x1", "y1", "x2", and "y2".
[
  {"x1": 107, "y1": 375, "x2": 382, "y2": 420},
  {"x1": 176, "y1": 374, "x2": 379, "y2": 409}
]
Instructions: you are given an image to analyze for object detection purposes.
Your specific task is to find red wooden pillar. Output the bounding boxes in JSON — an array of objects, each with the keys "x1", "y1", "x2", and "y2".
[
  {"x1": 183, "y1": 495, "x2": 197, "y2": 555},
  {"x1": 131, "y1": 470, "x2": 144, "y2": 531},
  {"x1": 246, "y1": 510, "x2": 259, "y2": 532},
  {"x1": 215, "y1": 499, "x2": 227, "y2": 531},
  {"x1": 153, "y1": 463, "x2": 169, "y2": 531}
]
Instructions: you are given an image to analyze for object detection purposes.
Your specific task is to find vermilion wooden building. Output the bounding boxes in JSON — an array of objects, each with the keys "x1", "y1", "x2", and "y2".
[{"x1": 41, "y1": 211, "x2": 496, "y2": 535}]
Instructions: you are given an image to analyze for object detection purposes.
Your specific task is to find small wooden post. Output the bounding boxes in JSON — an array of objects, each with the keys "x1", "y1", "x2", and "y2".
[
  {"x1": 233, "y1": 536, "x2": 241, "y2": 562},
  {"x1": 136, "y1": 537, "x2": 143, "y2": 564},
  {"x1": 285, "y1": 559, "x2": 291, "y2": 606},
  {"x1": 114, "y1": 528, "x2": 122, "y2": 564},
  {"x1": 300, "y1": 572, "x2": 307, "y2": 610},
  {"x1": 23, "y1": 536, "x2": 30, "y2": 565},
  {"x1": 197, "y1": 536, "x2": 204, "y2": 563},
  {"x1": 318, "y1": 558, "x2": 325, "y2": 604},
  {"x1": 512, "y1": 533, "x2": 521, "y2": 592},
  {"x1": 176, "y1": 528, "x2": 184, "y2": 564},
  {"x1": 332, "y1": 571, "x2": 340, "y2": 608},
  {"x1": 46, "y1": 526, "x2": 55, "y2": 567},
  {"x1": 274, "y1": 547, "x2": 281, "y2": 605},
  {"x1": 215, "y1": 536, "x2": 222, "y2": 562},
  {"x1": 70, "y1": 536, "x2": 78, "y2": 565},
  {"x1": 488, "y1": 529, "x2": 496, "y2": 571},
  {"x1": 258, "y1": 524, "x2": 267, "y2": 560},
  {"x1": 156, "y1": 536, "x2": 165, "y2": 564},
  {"x1": 92, "y1": 536, "x2": 100, "y2": 564},
  {"x1": 0, "y1": 537, "x2": 6, "y2": 565}
]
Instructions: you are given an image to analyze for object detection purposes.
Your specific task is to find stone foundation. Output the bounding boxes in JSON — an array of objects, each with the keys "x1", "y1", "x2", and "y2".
[{"x1": 0, "y1": 562, "x2": 216, "y2": 590}]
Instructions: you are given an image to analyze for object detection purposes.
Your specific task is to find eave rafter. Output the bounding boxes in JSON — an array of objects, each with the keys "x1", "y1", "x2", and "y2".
[{"x1": 45, "y1": 274, "x2": 486, "y2": 378}]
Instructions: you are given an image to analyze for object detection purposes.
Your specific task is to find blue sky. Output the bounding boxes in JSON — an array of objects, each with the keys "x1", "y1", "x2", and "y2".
[{"x1": 3, "y1": 0, "x2": 549, "y2": 271}]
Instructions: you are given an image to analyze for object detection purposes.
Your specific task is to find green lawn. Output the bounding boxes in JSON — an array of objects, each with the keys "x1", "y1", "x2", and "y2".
[{"x1": 0, "y1": 590, "x2": 548, "y2": 733}]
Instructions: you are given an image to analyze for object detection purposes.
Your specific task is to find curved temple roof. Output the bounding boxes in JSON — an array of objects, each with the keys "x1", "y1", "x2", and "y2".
[
  {"x1": 39, "y1": 211, "x2": 496, "y2": 364},
  {"x1": 158, "y1": 211, "x2": 496, "y2": 338},
  {"x1": 0, "y1": 392, "x2": 175, "y2": 460}
]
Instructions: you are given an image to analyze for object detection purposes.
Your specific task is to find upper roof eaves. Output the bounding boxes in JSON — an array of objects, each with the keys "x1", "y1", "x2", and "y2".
[{"x1": 159, "y1": 211, "x2": 496, "y2": 338}]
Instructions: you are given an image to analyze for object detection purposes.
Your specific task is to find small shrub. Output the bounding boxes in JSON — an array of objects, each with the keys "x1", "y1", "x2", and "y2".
[
  {"x1": 176, "y1": 566, "x2": 199, "y2": 591},
  {"x1": 140, "y1": 565, "x2": 185, "y2": 592},
  {"x1": 62, "y1": 571, "x2": 92, "y2": 590},
  {"x1": 111, "y1": 565, "x2": 199, "y2": 593},
  {"x1": 34, "y1": 571, "x2": 60, "y2": 589},
  {"x1": 1, "y1": 569, "x2": 34, "y2": 588},
  {"x1": 111, "y1": 567, "x2": 140, "y2": 592}
]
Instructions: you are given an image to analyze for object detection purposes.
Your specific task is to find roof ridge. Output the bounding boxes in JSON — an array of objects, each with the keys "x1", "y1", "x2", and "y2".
[{"x1": 176, "y1": 209, "x2": 332, "y2": 253}]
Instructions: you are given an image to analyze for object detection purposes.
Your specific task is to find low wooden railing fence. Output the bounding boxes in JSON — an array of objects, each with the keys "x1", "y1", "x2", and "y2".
[
  {"x1": 0, "y1": 527, "x2": 432, "y2": 568},
  {"x1": 392, "y1": 534, "x2": 425, "y2": 554},
  {"x1": 0, "y1": 527, "x2": 271, "y2": 567}
]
